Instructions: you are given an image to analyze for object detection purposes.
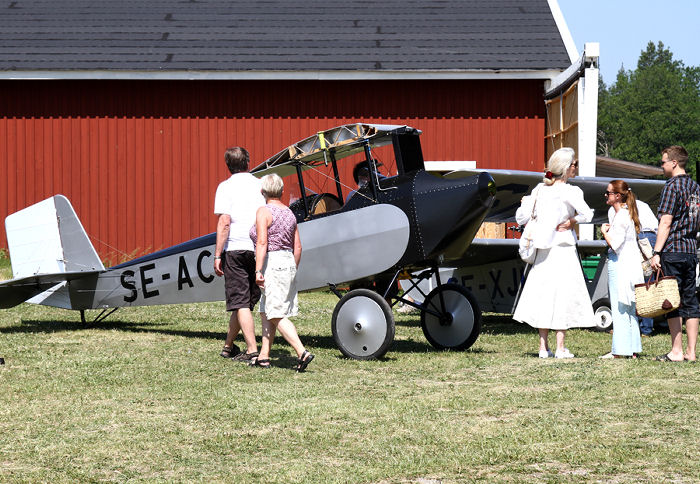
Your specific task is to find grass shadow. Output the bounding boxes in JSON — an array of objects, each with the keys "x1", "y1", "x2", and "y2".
[
  {"x1": 393, "y1": 317, "x2": 421, "y2": 328},
  {"x1": 480, "y1": 315, "x2": 534, "y2": 335},
  {"x1": 7, "y1": 315, "x2": 495, "y2": 357},
  {"x1": 2, "y1": 318, "x2": 227, "y2": 341},
  {"x1": 299, "y1": 334, "x2": 433, "y2": 354}
]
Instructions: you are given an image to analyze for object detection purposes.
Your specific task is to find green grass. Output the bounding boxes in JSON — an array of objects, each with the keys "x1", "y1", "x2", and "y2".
[{"x1": 1, "y1": 292, "x2": 699, "y2": 483}]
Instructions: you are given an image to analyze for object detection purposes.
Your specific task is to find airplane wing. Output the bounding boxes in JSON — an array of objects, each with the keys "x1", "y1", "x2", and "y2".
[
  {"x1": 445, "y1": 169, "x2": 665, "y2": 224},
  {"x1": 443, "y1": 237, "x2": 608, "y2": 268}
]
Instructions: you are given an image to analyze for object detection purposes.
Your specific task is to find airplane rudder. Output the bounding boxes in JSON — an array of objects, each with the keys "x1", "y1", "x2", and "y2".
[
  {"x1": 4, "y1": 195, "x2": 104, "y2": 279},
  {"x1": 53, "y1": 195, "x2": 105, "y2": 272}
]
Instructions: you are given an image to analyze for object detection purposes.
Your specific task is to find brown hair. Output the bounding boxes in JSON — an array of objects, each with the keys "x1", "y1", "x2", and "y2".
[
  {"x1": 224, "y1": 147, "x2": 249, "y2": 174},
  {"x1": 610, "y1": 180, "x2": 641, "y2": 233},
  {"x1": 662, "y1": 145, "x2": 689, "y2": 169}
]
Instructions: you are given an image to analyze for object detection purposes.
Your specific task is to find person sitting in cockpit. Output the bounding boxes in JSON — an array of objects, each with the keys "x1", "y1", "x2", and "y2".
[{"x1": 345, "y1": 160, "x2": 386, "y2": 202}]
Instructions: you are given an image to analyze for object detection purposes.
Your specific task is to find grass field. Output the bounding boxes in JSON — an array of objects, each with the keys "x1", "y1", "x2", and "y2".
[{"x1": 1, "y1": 292, "x2": 699, "y2": 483}]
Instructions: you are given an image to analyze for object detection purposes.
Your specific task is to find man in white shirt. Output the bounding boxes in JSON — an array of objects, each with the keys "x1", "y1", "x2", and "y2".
[{"x1": 213, "y1": 147, "x2": 266, "y2": 361}]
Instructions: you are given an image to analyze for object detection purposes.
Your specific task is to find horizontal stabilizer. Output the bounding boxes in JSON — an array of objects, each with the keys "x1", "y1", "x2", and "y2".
[{"x1": 0, "y1": 270, "x2": 101, "y2": 309}]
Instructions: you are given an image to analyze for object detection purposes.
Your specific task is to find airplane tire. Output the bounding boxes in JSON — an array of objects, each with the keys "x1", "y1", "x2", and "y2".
[
  {"x1": 592, "y1": 298, "x2": 613, "y2": 332},
  {"x1": 420, "y1": 283, "x2": 481, "y2": 351},
  {"x1": 332, "y1": 289, "x2": 395, "y2": 360}
]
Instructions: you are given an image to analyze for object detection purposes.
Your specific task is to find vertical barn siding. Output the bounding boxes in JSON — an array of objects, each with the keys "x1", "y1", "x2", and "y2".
[{"x1": 0, "y1": 79, "x2": 544, "y2": 262}]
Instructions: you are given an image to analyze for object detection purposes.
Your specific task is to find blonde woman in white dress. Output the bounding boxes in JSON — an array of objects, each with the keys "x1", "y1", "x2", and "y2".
[{"x1": 513, "y1": 148, "x2": 595, "y2": 358}]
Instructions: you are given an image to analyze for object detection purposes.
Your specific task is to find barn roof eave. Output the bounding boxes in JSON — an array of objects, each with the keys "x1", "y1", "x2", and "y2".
[{"x1": 0, "y1": 69, "x2": 565, "y2": 81}]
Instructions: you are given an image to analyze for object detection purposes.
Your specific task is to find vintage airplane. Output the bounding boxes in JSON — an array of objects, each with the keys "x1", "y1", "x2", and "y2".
[{"x1": 0, "y1": 123, "x2": 665, "y2": 360}]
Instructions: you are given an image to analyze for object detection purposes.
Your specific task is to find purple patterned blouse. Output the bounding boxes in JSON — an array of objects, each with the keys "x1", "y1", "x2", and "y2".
[{"x1": 250, "y1": 204, "x2": 297, "y2": 252}]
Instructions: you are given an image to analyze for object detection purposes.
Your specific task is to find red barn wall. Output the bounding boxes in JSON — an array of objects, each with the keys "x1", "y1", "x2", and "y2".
[{"x1": 0, "y1": 79, "x2": 545, "y2": 263}]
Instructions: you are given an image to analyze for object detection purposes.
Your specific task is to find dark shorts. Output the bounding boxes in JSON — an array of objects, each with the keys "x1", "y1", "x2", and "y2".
[
  {"x1": 223, "y1": 250, "x2": 261, "y2": 311},
  {"x1": 661, "y1": 252, "x2": 700, "y2": 319}
]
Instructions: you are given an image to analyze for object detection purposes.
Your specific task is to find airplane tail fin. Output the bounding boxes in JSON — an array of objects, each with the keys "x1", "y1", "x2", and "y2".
[
  {"x1": 5, "y1": 195, "x2": 104, "y2": 278},
  {"x1": 0, "y1": 196, "x2": 104, "y2": 309}
]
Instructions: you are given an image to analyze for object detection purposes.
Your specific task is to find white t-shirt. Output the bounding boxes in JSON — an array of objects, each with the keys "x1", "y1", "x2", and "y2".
[
  {"x1": 214, "y1": 173, "x2": 265, "y2": 252},
  {"x1": 608, "y1": 200, "x2": 658, "y2": 233}
]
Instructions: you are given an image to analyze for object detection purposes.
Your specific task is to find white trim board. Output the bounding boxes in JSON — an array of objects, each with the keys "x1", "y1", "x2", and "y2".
[{"x1": 1, "y1": 69, "x2": 565, "y2": 81}]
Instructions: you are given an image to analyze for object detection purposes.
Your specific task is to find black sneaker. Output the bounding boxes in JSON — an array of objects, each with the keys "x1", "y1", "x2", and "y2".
[{"x1": 220, "y1": 344, "x2": 241, "y2": 359}]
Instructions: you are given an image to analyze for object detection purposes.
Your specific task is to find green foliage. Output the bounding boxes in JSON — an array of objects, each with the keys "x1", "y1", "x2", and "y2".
[{"x1": 598, "y1": 41, "x2": 700, "y2": 179}]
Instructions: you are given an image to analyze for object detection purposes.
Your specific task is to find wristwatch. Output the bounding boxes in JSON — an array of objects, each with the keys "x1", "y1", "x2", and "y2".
[{"x1": 652, "y1": 250, "x2": 661, "y2": 257}]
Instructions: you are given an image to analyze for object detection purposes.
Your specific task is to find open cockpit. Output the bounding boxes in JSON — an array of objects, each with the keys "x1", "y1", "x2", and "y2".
[{"x1": 251, "y1": 124, "x2": 425, "y2": 222}]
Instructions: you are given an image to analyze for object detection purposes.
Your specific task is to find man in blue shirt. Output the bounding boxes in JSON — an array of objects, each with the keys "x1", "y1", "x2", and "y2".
[{"x1": 651, "y1": 145, "x2": 700, "y2": 362}]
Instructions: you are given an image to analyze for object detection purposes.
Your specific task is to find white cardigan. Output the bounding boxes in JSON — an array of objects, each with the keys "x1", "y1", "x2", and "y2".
[
  {"x1": 607, "y1": 207, "x2": 645, "y2": 305},
  {"x1": 516, "y1": 182, "x2": 594, "y2": 248}
]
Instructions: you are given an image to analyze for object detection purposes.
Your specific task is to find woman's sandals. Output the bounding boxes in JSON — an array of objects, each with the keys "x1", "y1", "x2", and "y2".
[
  {"x1": 295, "y1": 350, "x2": 315, "y2": 372},
  {"x1": 248, "y1": 350, "x2": 314, "y2": 371},
  {"x1": 249, "y1": 357, "x2": 271, "y2": 368}
]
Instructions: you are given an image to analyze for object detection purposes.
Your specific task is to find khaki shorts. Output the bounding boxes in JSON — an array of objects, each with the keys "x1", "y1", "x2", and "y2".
[{"x1": 259, "y1": 250, "x2": 298, "y2": 319}]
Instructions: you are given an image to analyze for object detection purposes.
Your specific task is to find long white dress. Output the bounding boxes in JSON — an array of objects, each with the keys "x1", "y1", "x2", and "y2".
[
  {"x1": 513, "y1": 182, "x2": 596, "y2": 330},
  {"x1": 606, "y1": 207, "x2": 644, "y2": 355}
]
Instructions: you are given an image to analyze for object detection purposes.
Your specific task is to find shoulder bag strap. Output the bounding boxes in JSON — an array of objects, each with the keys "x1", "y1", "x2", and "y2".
[{"x1": 530, "y1": 185, "x2": 540, "y2": 220}]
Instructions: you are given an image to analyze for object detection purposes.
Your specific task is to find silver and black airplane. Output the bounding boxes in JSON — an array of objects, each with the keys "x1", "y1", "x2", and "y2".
[{"x1": 0, "y1": 123, "x2": 665, "y2": 359}]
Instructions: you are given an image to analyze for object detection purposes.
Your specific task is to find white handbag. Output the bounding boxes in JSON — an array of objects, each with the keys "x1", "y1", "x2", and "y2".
[{"x1": 518, "y1": 188, "x2": 540, "y2": 264}]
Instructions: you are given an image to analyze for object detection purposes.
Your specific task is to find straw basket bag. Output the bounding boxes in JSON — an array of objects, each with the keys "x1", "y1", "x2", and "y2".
[{"x1": 634, "y1": 269, "x2": 680, "y2": 318}]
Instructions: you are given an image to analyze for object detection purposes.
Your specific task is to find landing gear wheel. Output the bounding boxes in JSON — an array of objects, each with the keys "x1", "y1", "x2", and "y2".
[
  {"x1": 592, "y1": 298, "x2": 613, "y2": 332},
  {"x1": 332, "y1": 288, "x2": 395, "y2": 360},
  {"x1": 420, "y1": 283, "x2": 481, "y2": 350}
]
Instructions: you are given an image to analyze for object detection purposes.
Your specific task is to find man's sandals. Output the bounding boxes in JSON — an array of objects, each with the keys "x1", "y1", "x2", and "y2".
[
  {"x1": 220, "y1": 344, "x2": 241, "y2": 359},
  {"x1": 295, "y1": 350, "x2": 315, "y2": 372},
  {"x1": 232, "y1": 351, "x2": 259, "y2": 363}
]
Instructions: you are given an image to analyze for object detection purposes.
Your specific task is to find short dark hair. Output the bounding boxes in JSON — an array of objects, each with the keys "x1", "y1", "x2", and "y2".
[
  {"x1": 663, "y1": 145, "x2": 689, "y2": 169},
  {"x1": 224, "y1": 147, "x2": 249, "y2": 174},
  {"x1": 352, "y1": 160, "x2": 383, "y2": 184}
]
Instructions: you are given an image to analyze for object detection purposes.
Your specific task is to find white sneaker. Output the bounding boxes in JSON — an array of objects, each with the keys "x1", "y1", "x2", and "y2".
[
  {"x1": 555, "y1": 348, "x2": 574, "y2": 359},
  {"x1": 599, "y1": 352, "x2": 614, "y2": 359},
  {"x1": 538, "y1": 349, "x2": 554, "y2": 358}
]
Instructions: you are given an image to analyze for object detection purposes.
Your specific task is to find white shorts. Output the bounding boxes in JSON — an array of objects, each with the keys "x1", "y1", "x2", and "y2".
[{"x1": 259, "y1": 250, "x2": 299, "y2": 319}]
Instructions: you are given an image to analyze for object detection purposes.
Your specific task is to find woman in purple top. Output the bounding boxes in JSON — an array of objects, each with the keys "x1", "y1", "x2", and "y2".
[{"x1": 250, "y1": 173, "x2": 314, "y2": 371}]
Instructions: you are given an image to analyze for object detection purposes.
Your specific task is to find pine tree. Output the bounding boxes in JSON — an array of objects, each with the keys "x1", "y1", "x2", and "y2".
[{"x1": 597, "y1": 41, "x2": 700, "y2": 178}]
